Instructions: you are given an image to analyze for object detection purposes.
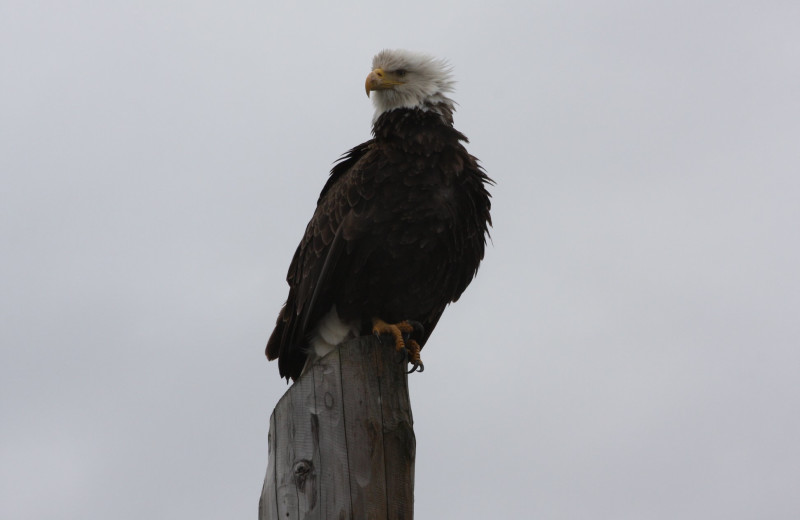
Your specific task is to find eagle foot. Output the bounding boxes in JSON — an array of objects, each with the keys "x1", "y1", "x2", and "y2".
[
  {"x1": 371, "y1": 318, "x2": 425, "y2": 373},
  {"x1": 406, "y1": 339, "x2": 424, "y2": 373}
]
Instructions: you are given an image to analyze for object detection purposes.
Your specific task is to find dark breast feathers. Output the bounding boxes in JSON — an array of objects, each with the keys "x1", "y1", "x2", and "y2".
[{"x1": 267, "y1": 107, "x2": 492, "y2": 381}]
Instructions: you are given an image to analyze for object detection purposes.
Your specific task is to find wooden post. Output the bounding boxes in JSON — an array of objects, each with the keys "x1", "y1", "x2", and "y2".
[{"x1": 259, "y1": 336, "x2": 416, "y2": 520}]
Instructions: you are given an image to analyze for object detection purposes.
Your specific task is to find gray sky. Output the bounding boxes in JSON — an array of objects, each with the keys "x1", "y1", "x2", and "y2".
[{"x1": 2, "y1": 1, "x2": 799, "y2": 518}]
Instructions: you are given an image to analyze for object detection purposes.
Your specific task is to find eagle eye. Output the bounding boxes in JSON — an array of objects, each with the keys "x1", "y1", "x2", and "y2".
[{"x1": 395, "y1": 69, "x2": 407, "y2": 77}]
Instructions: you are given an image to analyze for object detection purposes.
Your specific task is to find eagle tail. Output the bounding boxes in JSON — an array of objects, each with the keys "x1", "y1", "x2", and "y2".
[{"x1": 265, "y1": 306, "x2": 287, "y2": 361}]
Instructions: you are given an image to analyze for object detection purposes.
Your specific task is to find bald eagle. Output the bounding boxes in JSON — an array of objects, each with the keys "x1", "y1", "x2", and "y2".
[{"x1": 266, "y1": 49, "x2": 492, "y2": 382}]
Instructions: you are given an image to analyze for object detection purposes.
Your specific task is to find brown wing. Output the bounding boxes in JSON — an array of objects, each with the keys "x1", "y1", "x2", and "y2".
[{"x1": 266, "y1": 140, "x2": 374, "y2": 381}]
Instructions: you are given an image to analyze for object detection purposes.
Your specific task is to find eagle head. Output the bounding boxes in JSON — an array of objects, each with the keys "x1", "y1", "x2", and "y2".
[{"x1": 365, "y1": 49, "x2": 455, "y2": 120}]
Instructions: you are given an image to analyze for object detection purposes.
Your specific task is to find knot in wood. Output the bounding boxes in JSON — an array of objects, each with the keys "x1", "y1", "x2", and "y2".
[{"x1": 292, "y1": 459, "x2": 313, "y2": 488}]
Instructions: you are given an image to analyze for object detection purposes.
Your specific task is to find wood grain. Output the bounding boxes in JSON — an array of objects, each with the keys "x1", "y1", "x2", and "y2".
[{"x1": 259, "y1": 336, "x2": 415, "y2": 519}]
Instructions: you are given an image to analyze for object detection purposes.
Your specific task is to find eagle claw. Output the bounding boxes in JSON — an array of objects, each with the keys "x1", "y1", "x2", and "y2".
[
  {"x1": 405, "y1": 338, "x2": 424, "y2": 373},
  {"x1": 372, "y1": 318, "x2": 425, "y2": 373}
]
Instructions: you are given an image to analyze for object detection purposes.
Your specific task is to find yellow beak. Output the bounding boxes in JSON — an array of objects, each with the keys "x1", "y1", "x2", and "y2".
[{"x1": 365, "y1": 68, "x2": 402, "y2": 97}]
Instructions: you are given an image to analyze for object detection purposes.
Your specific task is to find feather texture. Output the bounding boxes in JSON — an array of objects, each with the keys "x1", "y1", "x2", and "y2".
[{"x1": 266, "y1": 51, "x2": 492, "y2": 381}]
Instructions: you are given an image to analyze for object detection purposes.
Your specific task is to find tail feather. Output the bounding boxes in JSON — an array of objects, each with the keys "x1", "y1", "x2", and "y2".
[
  {"x1": 265, "y1": 306, "x2": 286, "y2": 361},
  {"x1": 266, "y1": 304, "x2": 309, "y2": 382}
]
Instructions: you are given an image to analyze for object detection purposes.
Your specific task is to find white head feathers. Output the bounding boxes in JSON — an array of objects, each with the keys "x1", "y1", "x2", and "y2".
[{"x1": 367, "y1": 49, "x2": 456, "y2": 120}]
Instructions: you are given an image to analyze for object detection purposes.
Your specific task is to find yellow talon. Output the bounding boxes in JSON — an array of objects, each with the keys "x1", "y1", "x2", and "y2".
[
  {"x1": 372, "y1": 318, "x2": 413, "y2": 352},
  {"x1": 407, "y1": 339, "x2": 422, "y2": 368},
  {"x1": 371, "y1": 318, "x2": 425, "y2": 372}
]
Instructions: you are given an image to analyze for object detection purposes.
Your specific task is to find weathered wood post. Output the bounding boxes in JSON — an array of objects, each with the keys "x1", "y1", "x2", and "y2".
[{"x1": 259, "y1": 335, "x2": 416, "y2": 519}]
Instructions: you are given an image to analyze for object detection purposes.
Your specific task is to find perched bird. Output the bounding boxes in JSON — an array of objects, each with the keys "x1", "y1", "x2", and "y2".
[{"x1": 266, "y1": 49, "x2": 492, "y2": 382}]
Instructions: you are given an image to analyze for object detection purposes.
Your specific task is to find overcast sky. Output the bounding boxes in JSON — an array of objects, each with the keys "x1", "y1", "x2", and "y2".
[{"x1": 2, "y1": 1, "x2": 799, "y2": 518}]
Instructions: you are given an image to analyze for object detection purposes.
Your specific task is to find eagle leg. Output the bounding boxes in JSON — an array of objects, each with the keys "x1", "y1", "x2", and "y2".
[{"x1": 372, "y1": 318, "x2": 425, "y2": 373}]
